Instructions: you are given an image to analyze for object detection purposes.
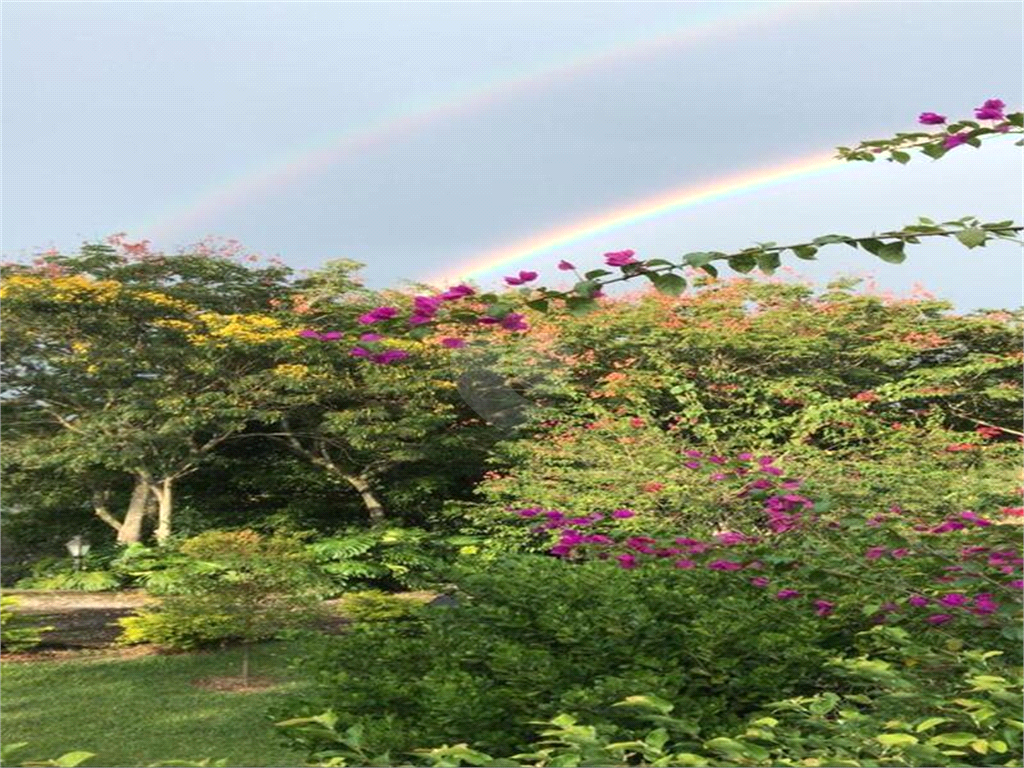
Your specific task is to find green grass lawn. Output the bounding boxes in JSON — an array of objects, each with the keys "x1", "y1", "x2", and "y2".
[{"x1": 2, "y1": 642, "x2": 313, "y2": 767}]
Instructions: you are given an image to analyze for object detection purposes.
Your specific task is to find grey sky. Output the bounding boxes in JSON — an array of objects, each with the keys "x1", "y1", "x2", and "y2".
[{"x1": 2, "y1": 1, "x2": 1021, "y2": 310}]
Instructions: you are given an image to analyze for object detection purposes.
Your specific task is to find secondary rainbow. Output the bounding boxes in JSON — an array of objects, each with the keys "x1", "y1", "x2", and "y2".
[
  {"x1": 431, "y1": 151, "x2": 847, "y2": 285},
  {"x1": 141, "y1": 1, "x2": 805, "y2": 242}
]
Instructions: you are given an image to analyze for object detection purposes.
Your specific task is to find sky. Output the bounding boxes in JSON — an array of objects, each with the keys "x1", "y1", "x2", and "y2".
[{"x1": 2, "y1": 0, "x2": 1022, "y2": 310}]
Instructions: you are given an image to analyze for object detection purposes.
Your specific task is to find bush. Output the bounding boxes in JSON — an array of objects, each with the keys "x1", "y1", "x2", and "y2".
[
  {"x1": 277, "y1": 554, "x2": 866, "y2": 757},
  {"x1": 336, "y1": 590, "x2": 421, "y2": 623},
  {"x1": 117, "y1": 530, "x2": 329, "y2": 664},
  {"x1": 0, "y1": 596, "x2": 52, "y2": 652}
]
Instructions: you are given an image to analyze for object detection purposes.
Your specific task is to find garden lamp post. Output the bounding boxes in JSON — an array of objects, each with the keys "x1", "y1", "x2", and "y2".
[{"x1": 65, "y1": 535, "x2": 91, "y2": 572}]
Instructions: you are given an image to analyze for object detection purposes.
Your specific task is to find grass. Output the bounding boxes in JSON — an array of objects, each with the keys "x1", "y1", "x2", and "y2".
[{"x1": 1, "y1": 641, "x2": 315, "y2": 767}]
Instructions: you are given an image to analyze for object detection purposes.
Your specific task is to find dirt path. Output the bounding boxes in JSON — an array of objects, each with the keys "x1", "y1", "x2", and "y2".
[{"x1": 3, "y1": 590, "x2": 156, "y2": 650}]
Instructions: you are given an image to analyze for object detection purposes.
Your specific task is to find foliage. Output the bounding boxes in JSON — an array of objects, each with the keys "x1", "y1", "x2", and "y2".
[
  {"x1": 336, "y1": 590, "x2": 421, "y2": 623},
  {"x1": 0, "y1": 596, "x2": 52, "y2": 652},
  {"x1": 307, "y1": 527, "x2": 469, "y2": 594},
  {"x1": 14, "y1": 570, "x2": 122, "y2": 592},
  {"x1": 117, "y1": 530, "x2": 328, "y2": 670}
]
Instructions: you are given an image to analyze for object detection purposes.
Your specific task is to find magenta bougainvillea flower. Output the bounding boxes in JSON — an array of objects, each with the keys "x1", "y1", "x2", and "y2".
[
  {"x1": 925, "y1": 613, "x2": 954, "y2": 625},
  {"x1": 298, "y1": 328, "x2": 321, "y2": 339},
  {"x1": 500, "y1": 313, "x2": 529, "y2": 331},
  {"x1": 908, "y1": 595, "x2": 929, "y2": 607},
  {"x1": 617, "y1": 553, "x2": 638, "y2": 570},
  {"x1": 775, "y1": 589, "x2": 801, "y2": 600},
  {"x1": 357, "y1": 306, "x2": 399, "y2": 324},
  {"x1": 557, "y1": 260, "x2": 575, "y2": 271},
  {"x1": 349, "y1": 346, "x2": 370, "y2": 357},
  {"x1": 974, "y1": 99, "x2": 1005, "y2": 120},
  {"x1": 504, "y1": 270, "x2": 539, "y2": 286},
  {"x1": 750, "y1": 576, "x2": 770, "y2": 587},
  {"x1": 604, "y1": 249, "x2": 637, "y2": 266},
  {"x1": 370, "y1": 349, "x2": 409, "y2": 364},
  {"x1": 611, "y1": 508, "x2": 636, "y2": 519},
  {"x1": 359, "y1": 333, "x2": 383, "y2": 342},
  {"x1": 714, "y1": 531, "x2": 748, "y2": 546},
  {"x1": 942, "y1": 132, "x2": 971, "y2": 149},
  {"x1": 440, "y1": 337, "x2": 466, "y2": 349},
  {"x1": 814, "y1": 600, "x2": 835, "y2": 617},
  {"x1": 865, "y1": 546, "x2": 888, "y2": 560},
  {"x1": 439, "y1": 284, "x2": 475, "y2": 300},
  {"x1": 918, "y1": 111, "x2": 947, "y2": 125},
  {"x1": 674, "y1": 559, "x2": 696, "y2": 570},
  {"x1": 707, "y1": 559, "x2": 743, "y2": 571},
  {"x1": 938, "y1": 593, "x2": 969, "y2": 607}
]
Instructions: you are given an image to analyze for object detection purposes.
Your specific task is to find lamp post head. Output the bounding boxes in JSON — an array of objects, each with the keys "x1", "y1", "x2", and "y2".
[{"x1": 65, "y1": 535, "x2": 91, "y2": 558}]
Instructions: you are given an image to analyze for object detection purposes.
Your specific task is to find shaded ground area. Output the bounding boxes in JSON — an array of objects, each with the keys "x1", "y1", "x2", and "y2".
[{"x1": 4, "y1": 589, "x2": 155, "y2": 650}]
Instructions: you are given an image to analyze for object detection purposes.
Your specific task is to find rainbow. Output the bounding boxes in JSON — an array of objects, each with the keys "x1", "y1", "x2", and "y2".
[
  {"x1": 142, "y1": 1, "x2": 804, "y2": 241},
  {"x1": 431, "y1": 151, "x2": 847, "y2": 285}
]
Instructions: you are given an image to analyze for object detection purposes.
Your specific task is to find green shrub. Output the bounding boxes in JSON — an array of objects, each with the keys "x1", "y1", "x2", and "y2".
[
  {"x1": 337, "y1": 590, "x2": 420, "y2": 623},
  {"x1": 14, "y1": 569, "x2": 121, "y2": 592},
  {"x1": 116, "y1": 530, "x2": 329, "y2": 676},
  {"x1": 0, "y1": 596, "x2": 52, "y2": 652},
  {"x1": 279, "y1": 632, "x2": 1023, "y2": 767},
  {"x1": 276, "y1": 555, "x2": 865, "y2": 758}
]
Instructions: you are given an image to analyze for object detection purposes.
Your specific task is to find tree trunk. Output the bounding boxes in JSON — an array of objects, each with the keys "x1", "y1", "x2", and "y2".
[
  {"x1": 115, "y1": 478, "x2": 151, "y2": 545},
  {"x1": 152, "y1": 477, "x2": 174, "y2": 544},
  {"x1": 343, "y1": 474, "x2": 386, "y2": 525}
]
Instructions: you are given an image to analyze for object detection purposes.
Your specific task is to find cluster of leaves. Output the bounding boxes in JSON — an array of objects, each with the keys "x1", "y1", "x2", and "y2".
[
  {"x1": 0, "y1": 596, "x2": 52, "y2": 653},
  {"x1": 281, "y1": 635, "x2": 1022, "y2": 767},
  {"x1": 116, "y1": 530, "x2": 329, "y2": 664}
]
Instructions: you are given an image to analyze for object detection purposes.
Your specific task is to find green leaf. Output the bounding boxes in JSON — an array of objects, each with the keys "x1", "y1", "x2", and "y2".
[
  {"x1": 928, "y1": 732, "x2": 980, "y2": 747},
  {"x1": 683, "y1": 252, "x2": 715, "y2": 267},
  {"x1": 876, "y1": 733, "x2": 918, "y2": 748},
  {"x1": 857, "y1": 238, "x2": 883, "y2": 255},
  {"x1": 791, "y1": 245, "x2": 818, "y2": 260},
  {"x1": 890, "y1": 150, "x2": 910, "y2": 164},
  {"x1": 54, "y1": 752, "x2": 99, "y2": 767},
  {"x1": 650, "y1": 273, "x2": 687, "y2": 297},
  {"x1": 643, "y1": 259, "x2": 676, "y2": 268},
  {"x1": 876, "y1": 242, "x2": 906, "y2": 264},
  {"x1": 564, "y1": 296, "x2": 597, "y2": 316},
  {"x1": 727, "y1": 254, "x2": 756, "y2": 274},
  {"x1": 1007, "y1": 112, "x2": 1023, "y2": 127},
  {"x1": 812, "y1": 234, "x2": 851, "y2": 246},
  {"x1": 573, "y1": 281, "x2": 601, "y2": 298},
  {"x1": 525, "y1": 299, "x2": 549, "y2": 313},
  {"x1": 755, "y1": 252, "x2": 781, "y2": 275},
  {"x1": 921, "y1": 142, "x2": 946, "y2": 159},
  {"x1": 699, "y1": 264, "x2": 719, "y2": 278},
  {"x1": 916, "y1": 717, "x2": 951, "y2": 732},
  {"x1": 954, "y1": 228, "x2": 988, "y2": 249},
  {"x1": 614, "y1": 694, "x2": 675, "y2": 715},
  {"x1": 583, "y1": 269, "x2": 612, "y2": 280}
]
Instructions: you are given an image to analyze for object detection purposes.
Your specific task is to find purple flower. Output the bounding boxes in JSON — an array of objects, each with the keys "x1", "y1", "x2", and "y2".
[
  {"x1": 972, "y1": 594, "x2": 999, "y2": 615},
  {"x1": 761, "y1": 466, "x2": 784, "y2": 476},
  {"x1": 557, "y1": 260, "x2": 575, "y2": 271},
  {"x1": 714, "y1": 531, "x2": 748, "y2": 546},
  {"x1": 750, "y1": 576, "x2": 770, "y2": 587},
  {"x1": 780, "y1": 480, "x2": 803, "y2": 490},
  {"x1": 500, "y1": 313, "x2": 529, "y2": 331},
  {"x1": 604, "y1": 249, "x2": 637, "y2": 267},
  {"x1": 1010, "y1": 580, "x2": 1024, "y2": 590},
  {"x1": 710, "y1": 472, "x2": 727, "y2": 481},
  {"x1": 516, "y1": 508, "x2": 542, "y2": 518},
  {"x1": 736, "y1": 452, "x2": 754, "y2": 461},
  {"x1": 674, "y1": 537, "x2": 702, "y2": 546},
  {"x1": 708, "y1": 560, "x2": 743, "y2": 571},
  {"x1": 359, "y1": 333, "x2": 383, "y2": 342},
  {"x1": 298, "y1": 329, "x2": 321, "y2": 339},
  {"x1": 358, "y1": 306, "x2": 399, "y2": 324},
  {"x1": 683, "y1": 461, "x2": 701, "y2": 469},
  {"x1": 617, "y1": 553, "x2": 638, "y2": 570},
  {"x1": 504, "y1": 270, "x2": 538, "y2": 286},
  {"x1": 925, "y1": 613, "x2": 954, "y2": 625},
  {"x1": 747, "y1": 479, "x2": 774, "y2": 491},
  {"x1": 674, "y1": 559, "x2": 696, "y2": 570},
  {"x1": 408, "y1": 314, "x2": 433, "y2": 326},
  {"x1": 942, "y1": 133, "x2": 971, "y2": 150},
  {"x1": 865, "y1": 546, "x2": 887, "y2": 561},
  {"x1": 938, "y1": 593, "x2": 969, "y2": 607},
  {"x1": 440, "y1": 337, "x2": 466, "y2": 349},
  {"x1": 683, "y1": 450, "x2": 703, "y2": 458},
  {"x1": 891, "y1": 548, "x2": 910, "y2": 559},
  {"x1": 960, "y1": 511, "x2": 992, "y2": 527},
  {"x1": 908, "y1": 595, "x2": 929, "y2": 607},
  {"x1": 371, "y1": 349, "x2": 409, "y2": 364},
  {"x1": 775, "y1": 589, "x2": 801, "y2": 600},
  {"x1": 757, "y1": 455, "x2": 776, "y2": 465},
  {"x1": 930, "y1": 520, "x2": 966, "y2": 533},
  {"x1": 413, "y1": 295, "x2": 442, "y2": 315},
  {"x1": 611, "y1": 509, "x2": 636, "y2": 519},
  {"x1": 918, "y1": 112, "x2": 947, "y2": 125},
  {"x1": 583, "y1": 534, "x2": 613, "y2": 544},
  {"x1": 814, "y1": 599, "x2": 835, "y2": 617},
  {"x1": 349, "y1": 346, "x2": 370, "y2": 357},
  {"x1": 707, "y1": 456, "x2": 726, "y2": 465},
  {"x1": 974, "y1": 100, "x2": 1005, "y2": 120},
  {"x1": 320, "y1": 331, "x2": 343, "y2": 341},
  {"x1": 439, "y1": 284, "x2": 475, "y2": 301}
]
